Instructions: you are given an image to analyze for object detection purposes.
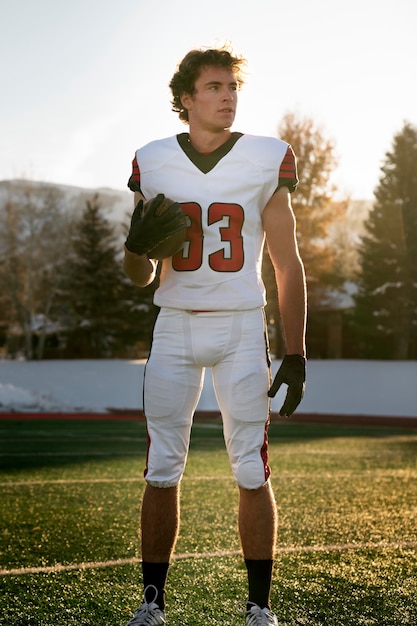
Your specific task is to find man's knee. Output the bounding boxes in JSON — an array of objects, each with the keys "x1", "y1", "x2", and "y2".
[{"x1": 235, "y1": 458, "x2": 269, "y2": 490}]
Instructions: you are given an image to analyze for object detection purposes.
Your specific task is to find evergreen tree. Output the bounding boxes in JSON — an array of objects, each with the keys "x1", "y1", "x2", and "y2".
[
  {"x1": 62, "y1": 195, "x2": 148, "y2": 357},
  {"x1": 352, "y1": 122, "x2": 417, "y2": 359}
]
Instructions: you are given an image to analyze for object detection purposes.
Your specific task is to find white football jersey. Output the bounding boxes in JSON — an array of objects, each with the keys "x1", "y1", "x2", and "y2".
[{"x1": 128, "y1": 133, "x2": 298, "y2": 310}]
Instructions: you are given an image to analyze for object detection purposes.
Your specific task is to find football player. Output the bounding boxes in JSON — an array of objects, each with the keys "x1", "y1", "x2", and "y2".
[{"x1": 123, "y1": 45, "x2": 307, "y2": 626}]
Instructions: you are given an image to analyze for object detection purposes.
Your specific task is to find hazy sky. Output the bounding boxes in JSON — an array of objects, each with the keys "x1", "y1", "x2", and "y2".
[{"x1": 1, "y1": 0, "x2": 416, "y2": 200}]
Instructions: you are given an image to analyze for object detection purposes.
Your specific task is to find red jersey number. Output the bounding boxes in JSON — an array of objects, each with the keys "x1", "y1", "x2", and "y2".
[{"x1": 172, "y1": 202, "x2": 244, "y2": 272}]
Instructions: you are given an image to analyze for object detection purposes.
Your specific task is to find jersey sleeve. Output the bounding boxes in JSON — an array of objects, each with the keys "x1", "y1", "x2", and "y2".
[
  {"x1": 276, "y1": 145, "x2": 299, "y2": 193},
  {"x1": 127, "y1": 155, "x2": 141, "y2": 192}
]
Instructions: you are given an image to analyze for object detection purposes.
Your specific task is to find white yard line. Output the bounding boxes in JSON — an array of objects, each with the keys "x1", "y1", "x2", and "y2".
[
  {"x1": 1, "y1": 541, "x2": 417, "y2": 577},
  {"x1": 0, "y1": 476, "x2": 234, "y2": 487},
  {"x1": 0, "y1": 451, "x2": 142, "y2": 457},
  {"x1": 0, "y1": 478, "x2": 143, "y2": 486}
]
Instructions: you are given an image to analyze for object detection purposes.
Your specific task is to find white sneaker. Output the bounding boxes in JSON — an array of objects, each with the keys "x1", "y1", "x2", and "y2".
[
  {"x1": 126, "y1": 585, "x2": 166, "y2": 626},
  {"x1": 246, "y1": 603, "x2": 278, "y2": 626}
]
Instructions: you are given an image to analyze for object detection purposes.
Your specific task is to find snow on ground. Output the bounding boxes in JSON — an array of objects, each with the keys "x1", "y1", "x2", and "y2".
[{"x1": 0, "y1": 359, "x2": 416, "y2": 418}]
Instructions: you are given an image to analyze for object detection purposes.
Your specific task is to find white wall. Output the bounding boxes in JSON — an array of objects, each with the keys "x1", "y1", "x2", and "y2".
[{"x1": 0, "y1": 360, "x2": 416, "y2": 418}]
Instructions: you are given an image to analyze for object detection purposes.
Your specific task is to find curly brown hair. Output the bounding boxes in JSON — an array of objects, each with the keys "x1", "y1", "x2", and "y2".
[{"x1": 169, "y1": 45, "x2": 247, "y2": 123}]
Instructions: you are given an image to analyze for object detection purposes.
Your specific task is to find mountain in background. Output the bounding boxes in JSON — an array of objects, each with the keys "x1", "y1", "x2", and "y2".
[
  {"x1": 0, "y1": 178, "x2": 373, "y2": 235},
  {"x1": 0, "y1": 179, "x2": 133, "y2": 228}
]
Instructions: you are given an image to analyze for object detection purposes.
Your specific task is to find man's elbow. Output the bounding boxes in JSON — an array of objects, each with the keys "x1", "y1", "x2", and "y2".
[{"x1": 122, "y1": 250, "x2": 156, "y2": 287}]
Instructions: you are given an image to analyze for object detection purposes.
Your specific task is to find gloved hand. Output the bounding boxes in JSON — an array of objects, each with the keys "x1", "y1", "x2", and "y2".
[
  {"x1": 125, "y1": 193, "x2": 185, "y2": 255},
  {"x1": 268, "y1": 354, "x2": 306, "y2": 417}
]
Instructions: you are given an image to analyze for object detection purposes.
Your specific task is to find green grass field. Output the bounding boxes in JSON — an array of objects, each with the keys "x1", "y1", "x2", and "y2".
[{"x1": 0, "y1": 417, "x2": 416, "y2": 626}]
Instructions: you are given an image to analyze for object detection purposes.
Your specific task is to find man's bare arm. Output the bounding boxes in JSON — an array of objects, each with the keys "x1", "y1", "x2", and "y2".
[{"x1": 262, "y1": 186, "x2": 306, "y2": 357}]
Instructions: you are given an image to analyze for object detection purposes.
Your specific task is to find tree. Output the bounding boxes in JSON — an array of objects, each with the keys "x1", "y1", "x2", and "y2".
[
  {"x1": 0, "y1": 183, "x2": 73, "y2": 359},
  {"x1": 352, "y1": 122, "x2": 417, "y2": 359},
  {"x1": 263, "y1": 113, "x2": 347, "y2": 356},
  {"x1": 60, "y1": 195, "x2": 152, "y2": 358},
  {"x1": 330, "y1": 200, "x2": 372, "y2": 281},
  {"x1": 61, "y1": 195, "x2": 125, "y2": 357}
]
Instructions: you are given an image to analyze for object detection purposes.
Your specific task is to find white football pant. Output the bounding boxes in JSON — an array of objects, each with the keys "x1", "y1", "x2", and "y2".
[{"x1": 143, "y1": 307, "x2": 272, "y2": 490}]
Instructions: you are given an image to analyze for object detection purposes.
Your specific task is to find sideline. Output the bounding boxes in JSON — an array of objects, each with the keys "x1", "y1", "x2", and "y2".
[
  {"x1": 0, "y1": 411, "x2": 417, "y2": 428},
  {"x1": 2, "y1": 541, "x2": 417, "y2": 577}
]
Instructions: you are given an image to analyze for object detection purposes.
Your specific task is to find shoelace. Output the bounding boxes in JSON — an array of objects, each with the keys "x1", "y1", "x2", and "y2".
[
  {"x1": 246, "y1": 603, "x2": 276, "y2": 626},
  {"x1": 128, "y1": 585, "x2": 163, "y2": 626}
]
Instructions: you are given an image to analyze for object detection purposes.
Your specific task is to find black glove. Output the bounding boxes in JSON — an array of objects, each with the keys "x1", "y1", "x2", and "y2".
[
  {"x1": 125, "y1": 193, "x2": 185, "y2": 255},
  {"x1": 268, "y1": 354, "x2": 306, "y2": 417}
]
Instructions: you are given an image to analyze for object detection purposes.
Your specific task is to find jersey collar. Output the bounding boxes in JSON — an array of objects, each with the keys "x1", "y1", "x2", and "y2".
[{"x1": 177, "y1": 132, "x2": 243, "y2": 173}]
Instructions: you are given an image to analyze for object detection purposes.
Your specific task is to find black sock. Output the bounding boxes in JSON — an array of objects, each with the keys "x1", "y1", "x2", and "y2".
[
  {"x1": 245, "y1": 558, "x2": 273, "y2": 610},
  {"x1": 142, "y1": 561, "x2": 170, "y2": 610}
]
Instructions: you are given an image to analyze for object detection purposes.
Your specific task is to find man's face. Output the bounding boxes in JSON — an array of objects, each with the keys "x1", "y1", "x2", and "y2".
[{"x1": 181, "y1": 65, "x2": 238, "y2": 132}]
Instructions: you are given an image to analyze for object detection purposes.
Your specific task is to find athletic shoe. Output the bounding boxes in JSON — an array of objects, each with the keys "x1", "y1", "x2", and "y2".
[
  {"x1": 126, "y1": 585, "x2": 166, "y2": 626},
  {"x1": 246, "y1": 603, "x2": 278, "y2": 626}
]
